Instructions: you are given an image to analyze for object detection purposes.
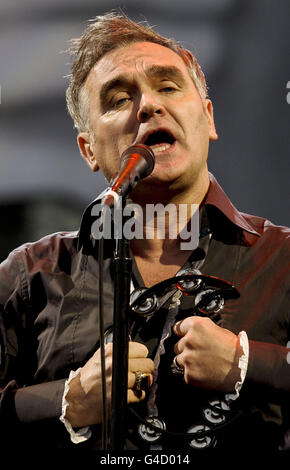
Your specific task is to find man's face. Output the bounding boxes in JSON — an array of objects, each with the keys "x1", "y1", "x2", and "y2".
[{"x1": 78, "y1": 41, "x2": 217, "y2": 196}]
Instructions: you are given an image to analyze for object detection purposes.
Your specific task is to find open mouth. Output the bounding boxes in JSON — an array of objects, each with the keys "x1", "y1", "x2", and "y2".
[{"x1": 143, "y1": 130, "x2": 176, "y2": 153}]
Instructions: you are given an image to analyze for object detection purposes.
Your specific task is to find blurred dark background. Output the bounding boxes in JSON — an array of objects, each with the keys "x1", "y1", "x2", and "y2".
[{"x1": 0, "y1": 0, "x2": 289, "y2": 262}]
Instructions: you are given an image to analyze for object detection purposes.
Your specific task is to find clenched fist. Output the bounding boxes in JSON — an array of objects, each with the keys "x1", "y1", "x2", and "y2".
[
  {"x1": 173, "y1": 316, "x2": 243, "y2": 392},
  {"x1": 65, "y1": 342, "x2": 154, "y2": 427}
]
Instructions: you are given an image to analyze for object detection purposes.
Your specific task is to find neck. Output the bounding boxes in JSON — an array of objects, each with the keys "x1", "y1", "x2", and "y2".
[
  {"x1": 129, "y1": 171, "x2": 210, "y2": 258},
  {"x1": 131, "y1": 170, "x2": 209, "y2": 206}
]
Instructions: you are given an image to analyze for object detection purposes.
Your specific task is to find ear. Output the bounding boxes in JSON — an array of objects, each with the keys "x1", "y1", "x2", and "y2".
[
  {"x1": 77, "y1": 132, "x2": 100, "y2": 172},
  {"x1": 204, "y1": 99, "x2": 218, "y2": 141}
]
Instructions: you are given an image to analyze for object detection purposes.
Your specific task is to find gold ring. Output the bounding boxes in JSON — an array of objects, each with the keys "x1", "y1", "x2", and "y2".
[{"x1": 133, "y1": 371, "x2": 151, "y2": 392}]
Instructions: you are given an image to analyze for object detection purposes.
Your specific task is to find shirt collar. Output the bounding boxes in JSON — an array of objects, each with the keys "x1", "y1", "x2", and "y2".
[
  {"x1": 77, "y1": 187, "x2": 114, "y2": 254},
  {"x1": 204, "y1": 172, "x2": 260, "y2": 237},
  {"x1": 77, "y1": 172, "x2": 260, "y2": 250}
]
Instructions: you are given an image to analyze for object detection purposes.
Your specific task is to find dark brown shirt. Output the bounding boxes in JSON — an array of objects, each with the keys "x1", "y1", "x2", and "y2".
[{"x1": 0, "y1": 173, "x2": 289, "y2": 455}]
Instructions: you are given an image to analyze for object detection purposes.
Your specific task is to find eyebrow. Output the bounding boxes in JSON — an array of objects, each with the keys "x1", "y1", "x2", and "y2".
[
  {"x1": 145, "y1": 64, "x2": 186, "y2": 83},
  {"x1": 99, "y1": 65, "x2": 186, "y2": 106},
  {"x1": 100, "y1": 77, "x2": 132, "y2": 107}
]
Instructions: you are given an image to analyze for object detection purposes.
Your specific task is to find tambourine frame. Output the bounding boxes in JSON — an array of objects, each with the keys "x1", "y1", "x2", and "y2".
[{"x1": 129, "y1": 273, "x2": 240, "y2": 319}]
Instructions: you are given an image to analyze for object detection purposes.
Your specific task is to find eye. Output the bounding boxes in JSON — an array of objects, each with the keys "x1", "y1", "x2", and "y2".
[
  {"x1": 111, "y1": 94, "x2": 132, "y2": 108},
  {"x1": 115, "y1": 97, "x2": 131, "y2": 107},
  {"x1": 160, "y1": 86, "x2": 175, "y2": 92},
  {"x1": 159, "y1": 82, "x2": 179, "y2": 93}
]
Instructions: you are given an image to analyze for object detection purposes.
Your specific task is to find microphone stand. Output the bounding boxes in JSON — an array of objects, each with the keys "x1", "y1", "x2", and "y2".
[
  {"x1": 110, "y1": 195, "x2": 132, "y2": 451},
  {"x1": 102, "y1": 144, "x2": 154, "y2": 450}
]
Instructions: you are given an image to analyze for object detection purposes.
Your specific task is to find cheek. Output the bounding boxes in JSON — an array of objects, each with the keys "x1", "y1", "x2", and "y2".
[
  {"x1": 171, "y1": 96, "x2": 205, "y2": 132},
  {"x1": 90, "y1": 137, "x2": 118, "y2": 180},
  {"x1": 97, "y1": 112, "x2": 132, "y2": 146},
  {"x1": 186, "y1": 108, "x2": 210, "y2": 142},
  {"x1": 95, "y1": 117, "x2": 117, "y2": 144}
]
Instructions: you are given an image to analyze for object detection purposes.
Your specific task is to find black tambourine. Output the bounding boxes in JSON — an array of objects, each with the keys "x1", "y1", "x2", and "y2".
[
  {"x1": 127, "y1": 273, "x2": 241, "y2": 447},
  {"x1": 129, "y1": 272, "x2": 240, "y2": 322}
]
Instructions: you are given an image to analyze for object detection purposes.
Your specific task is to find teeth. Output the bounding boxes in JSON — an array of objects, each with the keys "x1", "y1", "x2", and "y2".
[{"x1": 150, "y1": 143, "x2": 171, "y2": 153}]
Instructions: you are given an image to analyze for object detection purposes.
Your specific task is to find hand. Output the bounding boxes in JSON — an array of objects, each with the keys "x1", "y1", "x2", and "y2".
[
  {"x1": 173, "y1": 316, "x2": 242, "y2": 392},
  {"x1": 127, "y1": 342, "x2": 154, "y2": 403},
  {"x1": 64, "y1": 342, "x2": 154, "y2": 427}
]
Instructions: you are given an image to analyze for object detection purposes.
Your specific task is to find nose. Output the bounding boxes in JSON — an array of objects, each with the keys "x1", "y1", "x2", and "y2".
[{"x1": 137, "y1": 93, "x2": 165, "y2": 123}]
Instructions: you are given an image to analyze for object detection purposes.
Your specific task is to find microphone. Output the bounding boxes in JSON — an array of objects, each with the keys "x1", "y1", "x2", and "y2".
[{"x1": 103, "y1": 144, "x2": 155, "y2": 206}]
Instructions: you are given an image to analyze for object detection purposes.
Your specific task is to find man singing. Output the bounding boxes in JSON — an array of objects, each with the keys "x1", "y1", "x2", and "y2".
[{"x1": 0, "y1": 12, "x2": 289, "y2": 455}]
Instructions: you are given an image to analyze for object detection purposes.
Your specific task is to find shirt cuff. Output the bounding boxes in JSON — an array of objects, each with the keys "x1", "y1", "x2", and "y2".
[
  {"x1": 225, "y1": 330, "x2": 249, "y2": 402},
  {"x1": 59, "y1": 368, "x2": 92, "y2": 444},
  {"x1": 14, "y1": 379, "x2": 65, "y2": 422}
]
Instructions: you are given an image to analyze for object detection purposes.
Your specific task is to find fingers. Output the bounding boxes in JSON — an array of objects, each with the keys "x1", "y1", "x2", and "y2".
[
  {"x1": 173, "y1": 316, "x2": 195, "y2": 337},
  {"x1": 90, "y1": 341, "x2": 154, "y2": 395},
  {"x1": 172, "y1": 317, "x2": 208, "y2": 365},
  {"x1": 127, "y1": 351, "x2": 154, "y2": 401},
  {"x1": 173, "y1": 316, "x2": 212, "y2": 337},
  {"x1": 128, "y1": 368, "x2": 154, "y2": 389},
  {"x1": 128, "y1": 343, "x2": 154, "y2": 390},
  {"x1": 174, "y1": 334, "x2": 194, "y2": 355},
  {"x1": 91, "y1": 341, "x2": 148, "y2": 362},
  {"x1": 128, "y1": 355, "x2": 154, "y2": 389},
  {"x1": 128, "y1": 389, "x2": 146, "y2": 403},
  {"x1": 173, "y1": 316, "x2": 214, "y2": 356},
  {"x1": 128, "y1": 369, "x2": 154, "y2": 404},
  {"x1": 128, "y1": 342, "x2": 149, "y2": 358},
  {"x1": 129, "y1": 356, "x2": 154, "y2": 373}
]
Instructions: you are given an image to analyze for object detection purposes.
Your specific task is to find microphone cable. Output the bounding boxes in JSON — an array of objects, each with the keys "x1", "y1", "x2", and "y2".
[{"x1": 98, "y1": 210, "x2": 109, "y2": 450}]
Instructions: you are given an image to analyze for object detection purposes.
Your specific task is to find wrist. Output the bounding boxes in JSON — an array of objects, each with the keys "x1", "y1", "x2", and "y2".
[
  {"x1": 64, "y1": 372, "x2": 87, "y2": 427},
  {"x1": 59, "y1": 369, "x2": 92, "y2": 443}
]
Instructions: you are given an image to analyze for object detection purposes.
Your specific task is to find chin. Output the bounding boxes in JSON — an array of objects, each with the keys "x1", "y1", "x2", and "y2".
[
  {"x1": 135, "y1": 170, "x2": 189, "y2": 198},
  {"x1": 149, "y1": 160, "x2": 194, "y2": 185}
]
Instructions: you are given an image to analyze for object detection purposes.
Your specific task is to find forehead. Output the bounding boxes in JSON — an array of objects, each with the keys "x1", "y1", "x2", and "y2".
[{"x1": 86, "y1": 41, "x2": 191, "y2": 90}]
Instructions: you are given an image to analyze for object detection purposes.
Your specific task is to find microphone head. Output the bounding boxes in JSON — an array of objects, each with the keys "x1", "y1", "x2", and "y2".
[{"x1": 120, "y1": 144, "x2": 155, "y2": 179}]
